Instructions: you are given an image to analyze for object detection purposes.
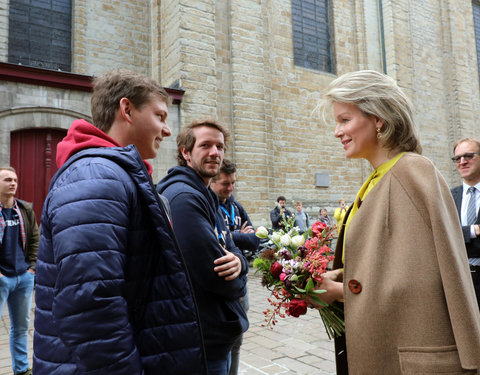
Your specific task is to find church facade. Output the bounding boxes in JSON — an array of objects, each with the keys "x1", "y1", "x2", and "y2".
[{"x1": 0, "y1": 0, "x2": 479, "y2": 225}]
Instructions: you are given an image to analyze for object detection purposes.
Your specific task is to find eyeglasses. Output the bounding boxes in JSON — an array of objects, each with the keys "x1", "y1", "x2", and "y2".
[{"x1": 451, "y1": 152, "x2": 480, "y2": 163}]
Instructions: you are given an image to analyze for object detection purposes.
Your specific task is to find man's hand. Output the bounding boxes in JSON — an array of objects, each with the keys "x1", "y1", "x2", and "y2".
[
  {"x1": 214, "y1": 250, "x2": 242, "y2": 281},
  {"x1": 239, "y1": 221, "x2": 254, "y2": 234}
]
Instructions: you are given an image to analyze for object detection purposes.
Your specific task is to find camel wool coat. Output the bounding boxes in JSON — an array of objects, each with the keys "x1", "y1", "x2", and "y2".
[{"x1": 333, "y1": 153, "x2": 480, "y2": 374}]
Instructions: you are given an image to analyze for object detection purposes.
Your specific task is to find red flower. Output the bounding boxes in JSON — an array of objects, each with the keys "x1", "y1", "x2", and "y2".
[
  {"x1": 270, "y1": 262, "x2": 283, "y2": 277},
  {"x1": 312, "y1": 221, "x2": 327, "y2": 237},
  {"x1": 288, "y1": 298, "x2": 307, "y2": 317}
]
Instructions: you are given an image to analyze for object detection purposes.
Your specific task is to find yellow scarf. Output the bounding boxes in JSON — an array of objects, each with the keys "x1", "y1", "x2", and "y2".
[{"x1": 342, "y1": 152, "x2": 406, "y2": 263}]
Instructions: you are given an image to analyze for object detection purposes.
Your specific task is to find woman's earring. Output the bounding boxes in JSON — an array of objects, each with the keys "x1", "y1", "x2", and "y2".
[{"x1": 376, "y1": 127, "x2": 382, "y2": 139}]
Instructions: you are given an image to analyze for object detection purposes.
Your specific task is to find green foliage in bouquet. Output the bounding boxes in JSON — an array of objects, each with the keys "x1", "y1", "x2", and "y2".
[{"x1": 254, "y1": 215, "x2": 345, "y2": 339}]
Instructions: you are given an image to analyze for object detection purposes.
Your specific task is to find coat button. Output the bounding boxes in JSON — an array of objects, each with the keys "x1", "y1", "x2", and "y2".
[{"x1": 348, "y1": 279, "x2": 362, "y2": 294}]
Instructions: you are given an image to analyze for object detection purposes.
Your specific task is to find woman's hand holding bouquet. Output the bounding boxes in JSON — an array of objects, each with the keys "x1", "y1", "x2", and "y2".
[{"x1": 254, "y1": 217, "x2": 345, "y2": 339}]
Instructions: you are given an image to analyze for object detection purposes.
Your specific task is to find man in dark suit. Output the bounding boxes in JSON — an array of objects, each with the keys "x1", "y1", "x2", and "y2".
[{"x1": 451, "y1": 137, "x2": 480, "y2": 308}]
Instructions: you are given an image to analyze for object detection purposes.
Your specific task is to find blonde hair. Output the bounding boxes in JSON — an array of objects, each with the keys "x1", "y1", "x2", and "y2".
[
  {"x1": 0, "y1": 166, "x2": 16, "y2": 173},
  {"x1": 453, "y1": 138, "x2": 480, "y2": 153},
  {"x1": 319, "y1": 70, "x2": 422, "y2": 154}
]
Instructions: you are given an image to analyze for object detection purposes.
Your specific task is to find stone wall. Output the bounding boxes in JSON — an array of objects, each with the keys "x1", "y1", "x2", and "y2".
[
  {"x1": 163, "y1": 0, "x2": 480, "y2": 225},
  {"x1": 1, "y1": 0, "x2": 479, "y2": 227},
  {"x1": 72, "y1": 0, "x2": 152, "y2": 76}
]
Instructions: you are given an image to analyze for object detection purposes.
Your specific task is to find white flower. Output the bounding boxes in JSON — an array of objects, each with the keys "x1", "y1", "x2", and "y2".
[
  {"x1": 288, "y1": 227, "x2": 300, "y2": 236},
  {"x1": 280, "y1": 234, "x2": 292, "y2": 247},
  {"x1": 271, "y1": 232, "x2": 282, "y2": 243},
  {"x1": 291, "y1": 235, "x2": 305, "y2": 248},
  {"x1": 255, "y1": 226, "x2": 269, "y2": 239},
  {"x1": 280, "y1": 258, "x2": 301, "y2": 272}
]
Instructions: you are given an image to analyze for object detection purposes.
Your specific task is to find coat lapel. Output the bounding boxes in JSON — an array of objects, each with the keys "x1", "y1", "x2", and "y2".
[{"x1": 451, "y1": 186, "x2": 462, "y2": 218}]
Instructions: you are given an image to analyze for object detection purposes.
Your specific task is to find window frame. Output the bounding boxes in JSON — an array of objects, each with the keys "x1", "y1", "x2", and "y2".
[
  {"x1": 8, "y1": 0, "x2": 73, "y2": 72},
  {"x1": 291, "y1": 0, "x2": 335, "y2": 73}
]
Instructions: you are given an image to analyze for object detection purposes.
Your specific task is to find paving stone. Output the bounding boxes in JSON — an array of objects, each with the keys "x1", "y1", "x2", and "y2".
[
  {"x1": 239, "y1": 269, "x2": 337, "y2": 374},
  {"x1": 274, "y1": 357, "x2": 324, "y2": 374}
]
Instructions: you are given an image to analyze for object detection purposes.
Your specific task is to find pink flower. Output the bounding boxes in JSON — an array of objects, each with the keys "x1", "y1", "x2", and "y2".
[{"x1": 279, "y1": 273, "x2": 287, "y2": 281}]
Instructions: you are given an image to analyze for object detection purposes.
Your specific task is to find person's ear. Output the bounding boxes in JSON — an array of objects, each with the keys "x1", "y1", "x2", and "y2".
[
  {"x1": 181, "y1": 146, "x2": 191, "y2": 163},
  {"x1": 374, "y1": 116, "x2": 384, "y2": 130},
  {"x1": 119, "y1": 98, "x2": 134, "y2": 124}
]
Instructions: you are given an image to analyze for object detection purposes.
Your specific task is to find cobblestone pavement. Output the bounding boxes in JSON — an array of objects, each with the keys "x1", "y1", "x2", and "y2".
[
  {"x1": 0, "y1": 267, "x2": 336, "y2": 375},
  {"x1": 238, "y1": 267, "x2": 336, "y2": 374}
]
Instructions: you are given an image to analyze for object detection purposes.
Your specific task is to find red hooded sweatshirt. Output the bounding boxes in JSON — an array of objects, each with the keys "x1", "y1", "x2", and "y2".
[{"x1": 56, "y1": 119, "x2": 153, "y2": 175}]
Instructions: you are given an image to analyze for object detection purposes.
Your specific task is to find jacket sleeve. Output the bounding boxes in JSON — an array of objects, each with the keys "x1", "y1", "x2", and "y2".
[
  {"x1": 231, "y1": 202, "x2": 260, "y2": 252},
  {"x1": 48, "y1": 161, "x2": 143, "y2": 374},
  {"x1": 23, "y1": 205, "x2": 39, "y2": 269},
  {"x1": 231, "y1": 231, "x2": 260, "y2": 252},
  {"x1": 270, "y1": 208, "x2": 281, "y2": 227},
  {"x1": 398, "y1": 159, "x2": 480, "y2": 370},
  {"x1": 168, "y1": 191, "x2": 246, "y2": 300},
  {"x1": 461, "y1": 225, "x2": 480, "y2": 254},
  {"x1": 334, "y1": 207, "x2": 342, "y2": 222},
  {"x1": 222, "y1": 221, "x2": 249, "y2": 277},
  {"x1": 430, "y1": 174, "x2": 480, "y2": 369}
]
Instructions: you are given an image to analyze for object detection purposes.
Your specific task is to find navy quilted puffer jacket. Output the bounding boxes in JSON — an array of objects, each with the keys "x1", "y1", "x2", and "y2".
[{"x1": 33, "y1": 145, "x2": 206, "y2": 375}]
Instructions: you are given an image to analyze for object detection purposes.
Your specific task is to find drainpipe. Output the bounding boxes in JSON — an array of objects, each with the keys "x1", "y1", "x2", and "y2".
[{"x1": 379, "y1": 0, "x2": 387, "y2": 74}]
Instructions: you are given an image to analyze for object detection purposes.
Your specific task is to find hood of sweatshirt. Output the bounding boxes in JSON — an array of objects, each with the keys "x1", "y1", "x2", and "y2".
[
  {"x1": 157, "y1": 165, "x2": 219, "y2": 212},
  {"x1": 56, "y1": 119, "x2": 152, "y2": 175}
]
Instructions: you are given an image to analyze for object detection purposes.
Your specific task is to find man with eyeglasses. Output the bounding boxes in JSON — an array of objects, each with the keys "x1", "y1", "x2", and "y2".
[{"x1": 451, "y1": 138, "x2": 480, "y2": 308}]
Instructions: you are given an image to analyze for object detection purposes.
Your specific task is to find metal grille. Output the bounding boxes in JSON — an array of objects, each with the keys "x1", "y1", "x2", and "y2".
[
  {"x1": 8, "y1": 0, "x2": 72, "y2": 71},
  {"x1": 291, "y1": 0, "x2": 334, "y2": 73}
]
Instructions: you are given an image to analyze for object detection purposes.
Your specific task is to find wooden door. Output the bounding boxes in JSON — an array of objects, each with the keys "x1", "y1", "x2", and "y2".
[{"x1": 10, "y1": 128, "x2": 67, "y2": 224}]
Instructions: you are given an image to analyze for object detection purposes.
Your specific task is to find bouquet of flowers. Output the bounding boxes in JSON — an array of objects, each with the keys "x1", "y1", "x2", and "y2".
[{"x1": 253, "y1": 215, "x2": 345, "y2": 339}]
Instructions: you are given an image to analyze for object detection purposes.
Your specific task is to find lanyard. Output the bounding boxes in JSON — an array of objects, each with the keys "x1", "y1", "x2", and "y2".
[
  {"x1": 215, "y1": 215, "x2": 226, "y2": 248},
  {"x1": 220, "y1": 203, "x2": 235, "y2": 229}
]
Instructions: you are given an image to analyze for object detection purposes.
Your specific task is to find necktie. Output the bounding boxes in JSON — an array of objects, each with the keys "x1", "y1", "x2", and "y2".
[{"x1": 467, "y1": 187, "x2": 477, "y2": 225}]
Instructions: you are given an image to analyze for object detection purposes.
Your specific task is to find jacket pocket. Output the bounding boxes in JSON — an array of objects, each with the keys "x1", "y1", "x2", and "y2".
[{"x1": 398, "y1": 345, "x2": 475, "y2": 374}]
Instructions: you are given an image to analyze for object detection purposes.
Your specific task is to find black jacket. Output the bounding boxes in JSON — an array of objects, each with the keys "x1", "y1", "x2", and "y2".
[
  {"x1": 157, "y1": 166, "x2": 249, "y2": 361},
  {"x1": 270, "y1": 205, "x2": 293, "y2": 231}
]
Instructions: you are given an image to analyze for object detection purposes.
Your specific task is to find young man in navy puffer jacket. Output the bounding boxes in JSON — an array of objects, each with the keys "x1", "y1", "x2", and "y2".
[{"x1": 33, "y1": 69, "x2": 206, "y2": 375}]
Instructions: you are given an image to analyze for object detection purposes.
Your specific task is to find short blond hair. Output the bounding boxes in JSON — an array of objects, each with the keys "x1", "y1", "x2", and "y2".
[
  {"x1": 453, "y1": 138, "x2": 480, "y2": 153},
  {"x1": 319, "y1": 70, "x2": 422, "y2": 154},
  {"x1": 0, "y1": 166, "x2": 16, "y2": 173}
]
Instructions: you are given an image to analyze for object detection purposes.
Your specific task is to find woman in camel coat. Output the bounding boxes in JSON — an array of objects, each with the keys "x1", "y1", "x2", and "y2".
[{"x1": 317, "y1": 70, "x2": 480, "y2": 374}]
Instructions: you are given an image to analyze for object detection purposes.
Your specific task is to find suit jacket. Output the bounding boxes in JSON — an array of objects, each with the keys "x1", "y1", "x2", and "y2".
[
  {"x1": 451, "y1": 185, "x2": 480, "y2": 258},
  {"x1": 333, "y1": 153, "x2": 480, "y2": 374}
]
